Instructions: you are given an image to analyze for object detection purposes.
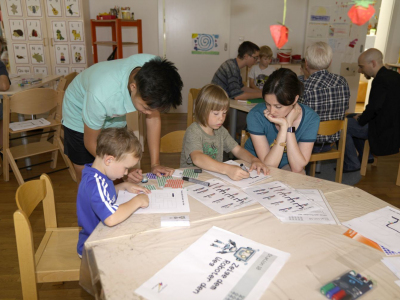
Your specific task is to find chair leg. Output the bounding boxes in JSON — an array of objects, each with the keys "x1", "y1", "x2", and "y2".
[
  {"x1": 372, "y1": 155, "x2": 378, "y2": 167},
  {"x1": 3, "y1": 149, "x2": 9, "y2": 181},
  {"x1": 335, "y1": 158, "x2": 343, "y2": 183},
  {"x1": 360, "y1": 140, "x2": 370, "y2": 176},
  {"x1": 309, "y1": 162, "x2": 316, "y2": 177},
  {"x1": 0, "y1": 155, "x2": 2, "y2": 176},
  {"x1": 50, "y1": 150, "x2": 58, "y2": 169},
  {"x1": 6, "y1": 149, "x2": 24, "y2": 185},
  {"x1": 56, "y1": 137, "x2": 77, "y2": 182}
]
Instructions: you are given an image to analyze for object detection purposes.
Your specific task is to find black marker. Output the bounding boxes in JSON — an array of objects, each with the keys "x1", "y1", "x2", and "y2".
[
  {"x1": 182, "y1": 177, "x2": 210, "y2": 187},
  {"x1": 240, "y1": 163, "x2": 249, "y2": 173}
]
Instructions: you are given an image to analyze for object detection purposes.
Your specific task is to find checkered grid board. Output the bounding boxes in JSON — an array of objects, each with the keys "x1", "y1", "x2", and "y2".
[
  {"x1": 182, "y1": 169, "x2": 199, "y2": 178},
  {"x1": 157, "y1": 176, "x2": 174, "y2": 187},
  {"x1": 143, "y1": 184, "x2": 157, "y2": 190},
  {"x1": 164, "y1": 179, "x2": 184, "y2": 188}
]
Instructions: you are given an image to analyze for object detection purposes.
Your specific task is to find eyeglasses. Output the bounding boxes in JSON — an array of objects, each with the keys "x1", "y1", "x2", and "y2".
[{"x1": 251, "y1": 55, "x2": 260, "y2": 60}]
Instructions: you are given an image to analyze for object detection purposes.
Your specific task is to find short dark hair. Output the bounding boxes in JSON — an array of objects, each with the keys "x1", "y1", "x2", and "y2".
[
  {"x1": 134, "y1": 58, "x2": 183, "y2": 112},
  {"x1": 96, "y1": 127, "x2": 142, "y2": 160},
  {"x1": 237, "y1": 41, "x2": 260, "y2": 59},
  {"x1": 262, "y1": 68, "x2": 304, "y2": 106}
]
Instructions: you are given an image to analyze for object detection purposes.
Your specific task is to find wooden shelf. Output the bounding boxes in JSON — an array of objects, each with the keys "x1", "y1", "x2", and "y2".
[
  {"x1": 90, "y1": 19, "x2": 143, "y2": 63},
  {"x1": 9, "y1": 141, "x2": 59, "y2": 160}
]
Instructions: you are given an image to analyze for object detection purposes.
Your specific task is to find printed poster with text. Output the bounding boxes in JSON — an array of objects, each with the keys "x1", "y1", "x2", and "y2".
[{"x1": 135, "y1": 226, "x2": 290, "y2": 300}]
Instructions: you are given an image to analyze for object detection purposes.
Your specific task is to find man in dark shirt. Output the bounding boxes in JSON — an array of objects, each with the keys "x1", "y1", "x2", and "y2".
[{"x1": 344, "y1": 48, "x2": 400, "y2": 172}]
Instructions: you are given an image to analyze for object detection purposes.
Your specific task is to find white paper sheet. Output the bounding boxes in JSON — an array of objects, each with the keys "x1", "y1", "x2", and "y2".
[
  {"x1": 381, "y1": 257, "x2": 400, "y2": 279},
  {"x1": 135, "y1": 226, "x2": 290, "y2": 300},
  {"x1": 117, "y1": 189, "x2": 190, "y2": 214},
  {"x1": 243, "y1": 181, "x2": 322, "y2": 222},
  {"x1": 204, "y1": 160, "x2": 271, "y2": 188},
  {"x1": 9, "y1": 118, "x2": 50, "y2": 131},
  {"x1": 342, "y1": 206, "x2": 400, "y2": 253},
  {"x1": 294, "y1": 189, "x2": 340, "y2": 225},
  {"x1": 186, "y1": 178, "x2": 258, "y2": 214}
]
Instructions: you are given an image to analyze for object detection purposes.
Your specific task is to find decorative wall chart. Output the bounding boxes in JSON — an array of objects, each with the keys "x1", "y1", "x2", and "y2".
[{"x1": 192, "y1": 33, "x2": 219, "y2": 55}]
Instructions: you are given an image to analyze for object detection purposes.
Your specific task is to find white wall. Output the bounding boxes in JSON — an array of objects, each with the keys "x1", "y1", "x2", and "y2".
[
  {"x1": 230, "y1": 0, "x2": 308, "y2": 58},
  {"x1": 88, "y1": 0, "x2": 159, "y2": 62},
  {"x1": 385, "y1": 0, "x2": 400, "y2": 64}
]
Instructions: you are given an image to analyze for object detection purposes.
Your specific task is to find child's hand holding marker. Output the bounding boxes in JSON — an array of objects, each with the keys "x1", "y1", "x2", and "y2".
[{"x1": 225, "y1": 164, "x2": 250, "y2": 181}]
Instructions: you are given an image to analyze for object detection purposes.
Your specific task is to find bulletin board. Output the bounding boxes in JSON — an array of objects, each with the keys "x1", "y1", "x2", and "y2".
[{"x1": 304, "y1": 0, "x2": 368, "y2": 75}]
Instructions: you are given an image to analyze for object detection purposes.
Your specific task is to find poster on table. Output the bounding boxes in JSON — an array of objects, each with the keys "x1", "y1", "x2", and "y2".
[
  {"x1": 26, "y1": 19, "x2": 43, "y2": 41},
  {"x1": 70, "y1": 44, "x2": 86, "y2": 64},
  {"x1": 192, "y1": 33, "x2": 219, "y2": 55},
  {"x1": 34, "y1": 66, "x2": 48, "y2": 76},
  {"x1": 26, "y1": 0, "x2": 42, "y2": 17},
  {"x1": 65, "y1": 0, "x2": 81, "y2": 17},
  {"x1": 52, "y1": 21, "x2": 68, "y2": 42},
  {"x1": 13, "y1": 43, "x2": 29, "y2": 64},
  {"x1": 68, "y1": 21, "x2": 84, "y2": 41},
  {"x1": 29, "y1": 44, "x2": 45, "y2": 65},
  {"x1": 9, "y1": 19, "x2": 25, "y2": 41},
  {"x1": 55, "y1": 44, "x2": 70, "y2": 64},
  {"x1": 46, "y1": 0, "x2": 62, "y2": 17},
  {"x1": 135, "y1": 226, "x2": 290, "y2": 300},
  {"x1": 55, "y1": 66, "x2": 69, "y2": 76},
  {"x1": 6, "y1": 0, "x2": 23, "y2": 16}
]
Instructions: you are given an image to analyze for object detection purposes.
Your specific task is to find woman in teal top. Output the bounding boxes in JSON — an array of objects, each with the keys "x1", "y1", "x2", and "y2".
[
  {"x1": 244, "y1": 68, "x2": 320, "y2": 173},
  {"x1": 62, "y1": 54, "x2": 183, "y2": 183}
]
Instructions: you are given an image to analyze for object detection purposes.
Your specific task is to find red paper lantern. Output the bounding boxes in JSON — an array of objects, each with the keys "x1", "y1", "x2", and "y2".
[
  {"x1": 270, "y1": 25, "x2": 289, "y2": 49},
  {"x1": 348, "y1": 2, "x2": 375, "y2": 26}
]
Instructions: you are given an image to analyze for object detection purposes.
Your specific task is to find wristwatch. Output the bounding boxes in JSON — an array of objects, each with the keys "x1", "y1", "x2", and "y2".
[{"x1": 287, "y1": 127, "x2": 296, "y2": 133}]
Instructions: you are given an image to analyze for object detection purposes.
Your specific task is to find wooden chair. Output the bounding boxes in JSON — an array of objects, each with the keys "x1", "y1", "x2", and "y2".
[
  {"x1": 360, "y1": 140, "x2": 400, "y2": 186},
  {"x1": 240, "y1": 130, "x2": 250, "y2": 147},
  {"x1": 160, "y1": 130, "x2": 186, "y2": 153},
  {"x1": 13, "y1": 174, "x2": 81, "y2": 299},
  {"x1": 57, "y1": 72, "x2": 78, "y2": 92},
  {"x1": 2, "y1": 88, "x2": 76, "y2": 185},
  {"x1": 187, "y1": 88, "x2": 200, "y2": 127},
  {"x1": 309, "y1": 118, "x2": 348, "y2": 183}
]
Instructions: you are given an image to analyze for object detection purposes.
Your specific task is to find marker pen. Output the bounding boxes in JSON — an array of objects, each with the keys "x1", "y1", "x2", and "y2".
[
  {"x1": 182, "y1": 177, "x2": 210, "y2": 187},
  {"x1": 239, "y1": 163, "x2": 249, "y2": 173}
]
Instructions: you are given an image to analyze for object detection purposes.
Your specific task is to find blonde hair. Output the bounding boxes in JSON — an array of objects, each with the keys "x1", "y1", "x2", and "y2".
[
  {"x1": 194, "y1": 84, "x2": 230, "y2": 127},
  {"x1": 96, "y1": 128, "x2": 142, "y2": 160},
  {"x1": 259, "y1": 45, "x2": 273, "y2": 58}
]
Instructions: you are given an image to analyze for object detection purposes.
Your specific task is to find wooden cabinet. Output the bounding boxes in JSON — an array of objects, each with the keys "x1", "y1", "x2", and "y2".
[
  {"x1": 90, "y1": 19, "x2": 142, "y2": 63},
  {"x1": 1, "y1": 0, "x2": 93, "y2": 76}
]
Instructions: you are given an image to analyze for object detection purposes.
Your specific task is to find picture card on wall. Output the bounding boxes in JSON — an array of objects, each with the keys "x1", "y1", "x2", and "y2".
[
  {"x1": 26, "y1": 0, "x2": 42, "y2": 17},
  {"x1": 27, "y1": 19, "x2": 42, "y2": 40},
  {"x1": 55, "y1": 44, "x2": 70, "y2": 64},
  {"x1": 46, "y1": 0, "x2": 62, "y2": 17},
  {"x1": 13, "y1": 44, "x2": 29, "y2": 64},
  {"x1": 34, "y1": 66, "x2": 48, "y2": 77},
  {"x1": 10, "y1": 19, "x2": 25, "y2": 41},
  {"x1": 65, "y1": 0, "x2": 80, "y2": 17},
  {"x1": 55, "y1": 67, "x2": 69, "y2": 75},
  {"x1": 71, "y1": 44, "x2": 86, "y2": 64},
  {"x1": 68, "y1": 21, "x2": 84, "y2": 41},
  {"x1": 7, "y1": 0, "x2": 23, "y2": 16},
  {"x1": 52, "y1": 21, "x2": 68, "y2": 42},
  {"x1": 16, "y1": 66, "x2": 31, "y2": 75},
  {"x1": 29, "y1": 44, "x2": 45, "y2": 64},
  {"x1": 71, "y1": 67, "x2": 85, "y2": 73}
]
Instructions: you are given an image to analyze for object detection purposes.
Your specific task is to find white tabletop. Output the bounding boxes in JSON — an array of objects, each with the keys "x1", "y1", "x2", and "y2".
[
  {"x1": 0, "y1": 74, "x2": 63, "y2": 96},
  {"x1": 80, "y1": 166, "x2": 400, "y2": 299}
]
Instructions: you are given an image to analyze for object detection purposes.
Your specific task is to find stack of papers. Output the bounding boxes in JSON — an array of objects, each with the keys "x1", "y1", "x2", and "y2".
[
  {"x1": 9, "y1": 118, "x2": 50, "y2": 131},
  {"x1": 243, "y1": 181, "x2": 339, "y2": 224},
  {"x1": 381, "y1": 257, "x2": 400, "y2": 288},
  {"x1": 342, "y1": 206, "x2": 400, "y2": 253}
]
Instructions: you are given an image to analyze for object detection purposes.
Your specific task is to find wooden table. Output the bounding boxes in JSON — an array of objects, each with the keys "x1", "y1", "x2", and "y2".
[
  {"x1": 80, "y1": 166, "x2": 400, "y2": 299},
  {"x1": 229, "y1": 100, "x2": 256, "y2": 138}
]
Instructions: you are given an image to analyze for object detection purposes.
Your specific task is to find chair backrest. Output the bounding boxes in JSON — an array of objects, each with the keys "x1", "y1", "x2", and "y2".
[
  {"x1": 187, "y1": 88, "x2": 200, "y2": 127},
  {"x1": 57, "y1": 72, "x2": 78, "y2": 92},
  {"x1": 8, "y1": 88, "x2": 62, "y2": 116},
  {"x1": 316, "y1": 119, "x2": 345, "y2": 136},
  {"x1": 160, "y1": 130, "x2": 186, "y2": 153},
  {"x1": 240, "y1": 130, "x2": 250, "y2": 147}
]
